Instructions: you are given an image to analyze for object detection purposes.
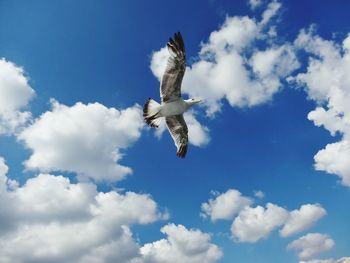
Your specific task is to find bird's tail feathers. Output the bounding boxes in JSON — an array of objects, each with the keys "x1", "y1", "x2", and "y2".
[{"x1": 143, "y1": 98, "x2": 161, "y2": 128}]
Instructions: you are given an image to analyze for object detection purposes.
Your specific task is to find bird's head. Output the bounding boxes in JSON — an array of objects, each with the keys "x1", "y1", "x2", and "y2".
[{"x1": 185, "y1": 98, "x2": 202, "y2": 107}]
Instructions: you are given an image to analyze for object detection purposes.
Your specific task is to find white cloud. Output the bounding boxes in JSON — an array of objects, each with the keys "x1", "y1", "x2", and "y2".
[
  {"x1": 201, "y1": 188, "x2": 326, "y2": 243},
  {"x1": 254, "y1": 190, "x2": 265, "y2": 199},
  {"x1": 18, "y1": 99, "x2": 144, "y2": 182},
  {"x1": 250, "y1": 44, "x2": 299, "y2": 78},
  {"x1": 267, "y1": 26, "x2": 278, "y2": 38},
  {"x1": 2, "y1": 158, "x2": 225, "y2": 263},
  {"x1": 0, "y1": 157, "x2": 165, "y2": 263},
  {"x1": 150, "y1": 47, "x2": 168, "y2": 82},
  {"x1": 280, "y1": 204, "x2": 326, "y2": 237},
  {"x1": 231, "y1": 203, "x2": 289, "y2": 242},
  {"x1": 0, "y1": 58, "x2": 35, "y2": 135},
  {"x1": 139, "y1": 223, "x2": 223, "y2": 263},
  {"x1": 0, "y1": 157, "x2": 8, "y2": 177},
  {"x1": 300, "y1": 257, "x2": 350, "y2": 263},
  {"x1": 288, "y1": 233, "x2": 335, "y2": 260},
  {"x1": 200, "y1": 16, "x2": 258, "y2": 53},
  {"x1": 150, "y1": 2, "x2": 298, "y2": 116},
  {"x1": 291, "y1": 29, "x2": 350, "y2": 187},
  {"x1": 79, "y1": 227, "x2": 141, "y2": 263},
  {"x1": 201, "y1": 189, "x2": 252, "y2": 221},
  {"x1": 184, "y1": 16, "x2": 296, "y2": 116},
  {"x1": 314, "y1": 141, "x2": 350, "y2": 187},
  {"x1": 248, "y1": 0, "x2": 263, "y2": 10},
  {"x1": 185, "y1": 112, "x2": 211, "y2": 146},
  {"x1": 260, "y1": 1, "x2": 281, "y2": 26}
]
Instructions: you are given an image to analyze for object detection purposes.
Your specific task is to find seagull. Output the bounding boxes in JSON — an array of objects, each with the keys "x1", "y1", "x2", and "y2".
[{"x1": 143, "y1": 32, "x2": 202, "y2": 158}]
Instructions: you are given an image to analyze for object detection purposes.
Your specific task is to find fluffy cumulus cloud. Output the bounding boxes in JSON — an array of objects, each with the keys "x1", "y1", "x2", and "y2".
[
  {"x1": 280, "y1": 204, "x2": 327, "y2": 237},
  {"x1": 138, "y1": 223, "x2": 223, "y2": 263},
  {"x1": 0, "y1": 157, "x2": 166, "y2": 263},
  {"x1": 0, "y1": 58, "x2": 35, "y2": 135},
  {"x1": 150, "y1": 1, "x2": 299, "y2": 116},
  {"x1": 200, "y1": 189, "x2": 252, "y2": 221},
  {"x1": 288, "y1": 233, "x2": 335, "y2": 260},
  {"x1": 18, "y1": 99, "x2": 143, "y2": 182},
  {"x1": 202, "y1": 189, "x2": 326, "y2": 243},
  {"x1": 300, "y1": 258, "x2": 350, "y2": 263},
  {"x1": 231, "y1": 203, "x2": 289, "y2": 242},
  {"x1": 291, "y1": 29, "x2": 350, "y2": 187},
  {"x1": 232, "y1": 203, "x2": 326, "y2": 242}
]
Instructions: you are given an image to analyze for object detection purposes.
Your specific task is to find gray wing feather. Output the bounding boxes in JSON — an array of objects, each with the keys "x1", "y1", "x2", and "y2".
[
  {"x1": 160, "y1": 32, "x2": 186, "y2": 103},
  {"x1": 165, "y1": 115, "x2": 188, "y2": 158}
]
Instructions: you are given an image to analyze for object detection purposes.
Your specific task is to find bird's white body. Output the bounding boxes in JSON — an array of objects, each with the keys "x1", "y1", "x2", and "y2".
[
  {"x1": 160, "y1": 99, "x2": 188, "y2": 117},
  {"x1": 143, "y1": 98, "x2": 201, "y2": 128}
]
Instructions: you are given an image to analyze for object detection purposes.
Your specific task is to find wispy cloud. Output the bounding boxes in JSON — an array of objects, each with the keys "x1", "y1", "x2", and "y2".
[{"x1": 248, "y1": 0, "x2": 263, "y2": 10}]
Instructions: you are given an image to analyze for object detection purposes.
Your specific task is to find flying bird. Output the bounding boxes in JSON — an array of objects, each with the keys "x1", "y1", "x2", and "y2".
[{"x1": 143, "y1": 32, "x2": 202, "y2": 158}]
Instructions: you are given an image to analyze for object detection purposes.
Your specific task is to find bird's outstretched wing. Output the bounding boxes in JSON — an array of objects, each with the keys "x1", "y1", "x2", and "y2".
[
  {"x1": 160, "y1": 32, "x2": 186, "y2": 103},
  {"x1": 166, "y1": 114, "x2": 188, "y2": 158}
]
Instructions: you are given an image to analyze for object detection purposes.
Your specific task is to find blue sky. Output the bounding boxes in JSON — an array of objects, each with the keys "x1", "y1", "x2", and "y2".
[{"x1": 0, "y1": 1, "x2": 349, "y2": 262}]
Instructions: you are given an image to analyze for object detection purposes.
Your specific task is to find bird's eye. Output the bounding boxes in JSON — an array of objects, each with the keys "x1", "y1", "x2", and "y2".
[{"x1": 192, "y1": 99, "x2": 194, "y2": 101}]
